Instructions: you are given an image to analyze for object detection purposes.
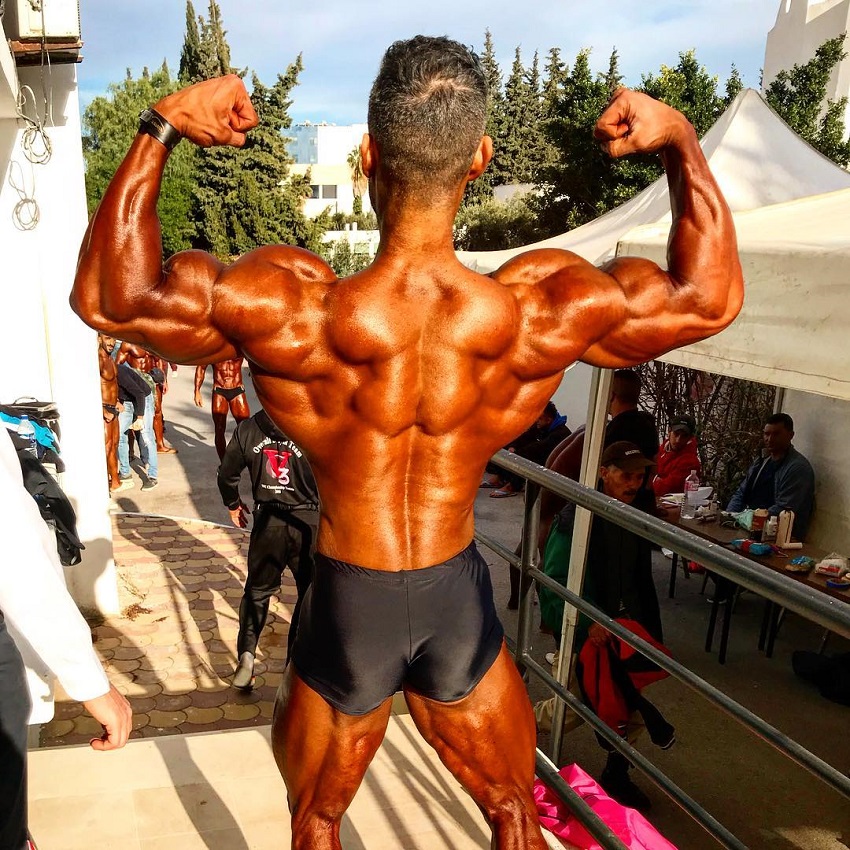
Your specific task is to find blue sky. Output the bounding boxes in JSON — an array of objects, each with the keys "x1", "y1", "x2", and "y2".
[{"x1": 77, "y1": 0, "x2": 782, "y2": 124}]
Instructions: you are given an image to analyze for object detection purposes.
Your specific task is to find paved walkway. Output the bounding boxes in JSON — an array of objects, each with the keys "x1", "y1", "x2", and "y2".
[{"x1": 42, "y1": 513, "x2": 291, "y2": 745}]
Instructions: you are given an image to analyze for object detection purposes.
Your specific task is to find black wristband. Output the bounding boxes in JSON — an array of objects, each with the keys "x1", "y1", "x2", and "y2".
[{"x1": 138, "y1": 107, "x2": 182, "y2": 151}]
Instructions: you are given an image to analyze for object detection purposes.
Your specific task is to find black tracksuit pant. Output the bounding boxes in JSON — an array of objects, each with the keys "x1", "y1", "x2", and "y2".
[
  {"x1": 0, "y1": 614, "x2": 29, "y2": 850},
  {"x1": 237, "y1": 504, "x2": 317, "y2": 659}
]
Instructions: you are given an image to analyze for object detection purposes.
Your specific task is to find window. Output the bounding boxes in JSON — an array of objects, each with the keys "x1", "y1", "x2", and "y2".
[
  {"x1": 309, "y1": 185, "x2": 320, "y2": 199},
  {"x1": 321, "y1": 185, "x2": 337, "y2": 199}
]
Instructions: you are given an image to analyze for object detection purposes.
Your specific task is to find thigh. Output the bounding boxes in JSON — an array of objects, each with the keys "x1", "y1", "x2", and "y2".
[
  {"x1": 230, "y1": 393, "x2": 250, "y2": 420},
  {"x1": 272, "y1": 665, "x2": 392, "y2": 821},
  {"x1": 246, "y1": 512, "x2": 288, "y2": 590},
  {"x1": 211, "y1": 391, "x2": 228, "y2": 417},
  {"x1": 404, "y1": 643, "x2": 538, "y2": 813}
]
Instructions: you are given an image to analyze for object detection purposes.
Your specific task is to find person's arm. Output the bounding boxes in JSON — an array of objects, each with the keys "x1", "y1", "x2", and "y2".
[
  {"x1": 495, "y1": 88, "x2": 743, "y2": 373},
  {"x1": 0, "y1": 432, "x2": 132, "y2": 749},
  {"x1": 71, "y1": 76, "x2": 316, "y2": 365},
  {"x1": 217, "y1": 426, "x2": 249, "y2": 522},
  {"x1": 194, "y1": 365, "x2": 207, "y2": 407},
  {"x1": 725, "y1": 466, "x2": 751, "y2": 513}
]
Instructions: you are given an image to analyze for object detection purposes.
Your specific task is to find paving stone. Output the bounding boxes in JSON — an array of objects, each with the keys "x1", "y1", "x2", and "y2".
[
  {"x1": 183, "y1": 705, "x2": 225, "y2": 724},
  {"x1": 222, "y1": 702, "x2": 260, "y2": 721},
  {"x1": 43, "y1": 719, "x2": 76, "y2": 738},
  {"x1": 73, "y1": 714, "x2": 109, "y2": 737},
  {"x1": 107, "y1": 658, "x2": 141, "y2": 674},
  {"x1": 127, "y1": 696, "x2": 157, "y2": 713},
  {"x1": 147, "y1": 709, "x2": 187, "y2": 728},
  {"x1": 97, "y1": 637, "x2": 122, "y2": 650},
  {"x1": 132, "y1": 713, "x2": 150, "y2": 731},
  {"x1": 52, "y1": 700, "x2": 84, "y2": 721},
  {"x1": 133, "y1": 669, "x2": 166, "y2": 685},
  {"x1": 154, "y1": 692, "x2": 193, "y2": 712},
  {"x1": 111, "y1": 645, "x2": 145, "y2": 661},
  {"x1": 117, "y1": 680, "x2": 162, "y2": 698}
]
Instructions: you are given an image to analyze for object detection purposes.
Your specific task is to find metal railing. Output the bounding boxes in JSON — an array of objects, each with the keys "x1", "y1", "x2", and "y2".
[{"x1": 476, "y1": 449, "x2": 850, "y2": 850}]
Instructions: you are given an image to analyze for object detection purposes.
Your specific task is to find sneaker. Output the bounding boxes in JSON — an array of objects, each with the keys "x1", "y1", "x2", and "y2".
[
  {"x1": 232, "y1": 652, "x2": 255, "y2": 690},
  {"x1": 113, "y1": 478, "x2": 134, "y2": 492},
  {"x1": 141, "y1": 478, "x2": 158, "y2": 491}
]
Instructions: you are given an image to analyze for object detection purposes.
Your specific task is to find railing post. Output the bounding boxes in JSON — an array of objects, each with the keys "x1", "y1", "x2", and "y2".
[
  {"x1": 516, "y1": 481, "x2": 541, "y2": 677},
  {"x1": 551, "y1": 366, "x2": 612, "y2": 761}
]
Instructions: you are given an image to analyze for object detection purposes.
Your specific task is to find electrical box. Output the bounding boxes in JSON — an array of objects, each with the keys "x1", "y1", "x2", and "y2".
[{"x1": 2, "y1": 0, "x2": 81, "y2": 41}]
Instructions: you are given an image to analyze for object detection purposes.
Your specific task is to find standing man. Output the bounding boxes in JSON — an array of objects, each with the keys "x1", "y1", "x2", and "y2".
[
  {"x1": 217, "y1": 409, "x2": 319, "y2": 689},
  {"x1": 726, "y1": 412, "x2": 815, "y2": 539},
  {"x1": 115, "y1": 361, "x2": 158, "y2": 490},
  {"x1": 194, "y1": 358, "x2": 251, "y2": 459},
  {"x1": 71, "y1": 38, "x2": 743, "y2": 850},
  {"x1": 0, "y1": 428, "x2": 131, "y2": 849},
  {"x1": 652, "y1": 414, "x2": 701, "y2": 498},
  {"x1": 116, "y1": 343, "x2": 178, "y2": 454},
  {"x1": 97, "y1": 333, "x2": 121, "y2": 492}
]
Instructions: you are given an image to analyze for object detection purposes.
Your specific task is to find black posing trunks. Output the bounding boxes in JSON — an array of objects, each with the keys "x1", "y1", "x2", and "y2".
[
  {"x1": 213, "y1": 385, "x2": 245, "y2": 402},
  {"x1": 291, "y1": 541, "x2": 504, "y2": 715}
]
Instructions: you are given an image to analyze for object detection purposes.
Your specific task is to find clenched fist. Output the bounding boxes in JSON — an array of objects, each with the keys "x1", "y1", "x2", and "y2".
[
  {"x1": 154, "y1": 74, "x2": 259, "y2": 149},
  {"x1": 594, "y1": 87, "x2": 694, "y2": 159}
]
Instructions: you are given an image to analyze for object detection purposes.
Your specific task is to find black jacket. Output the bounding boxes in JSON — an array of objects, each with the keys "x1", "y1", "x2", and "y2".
[
  {"x1": 217, "y1": 410, "x2": 319, "y2": 512},
  {"x1": 117, "y1": 363, "x2": 151, "y2": 411}
]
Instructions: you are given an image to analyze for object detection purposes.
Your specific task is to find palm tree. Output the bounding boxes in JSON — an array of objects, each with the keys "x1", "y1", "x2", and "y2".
[{"x1": 347, "y1": 146, "x2": 366, "y2": 198}]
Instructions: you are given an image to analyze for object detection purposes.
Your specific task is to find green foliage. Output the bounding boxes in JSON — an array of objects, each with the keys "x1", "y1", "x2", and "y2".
[
  {"x1": 82, "y1": 62, "x2": 196, "y2": 255},
  {"x1": 192, "y1": 60, "x2": 324, "y2": 257},
  {"x1": 318, "y1": 239, "x2": 372, "y2": 277},
  {"x1": 453, "y1": 194, "x2": 541, "y2": 251},
  {"x1": 328, "y1": 209, "x2": 378, "y2": 231},
  {"x1": 765, "y1": 33, "x2": 850, "y2": 166},
  {"x1": 641, "y1": 50, "x2": 728, "y2": 137},
  {"x1": 178, "y1": 1, "x2": 202, "y2": 84}
]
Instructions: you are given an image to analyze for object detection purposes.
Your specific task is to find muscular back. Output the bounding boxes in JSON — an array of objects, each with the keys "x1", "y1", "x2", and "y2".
[{"x1": 235, "y1": 250, "x2": 570, "y2": 570}]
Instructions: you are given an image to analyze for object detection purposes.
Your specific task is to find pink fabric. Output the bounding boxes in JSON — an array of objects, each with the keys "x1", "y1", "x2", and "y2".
[{"x1": 534, "y1": 764, "x2": 678, "y2": 850}]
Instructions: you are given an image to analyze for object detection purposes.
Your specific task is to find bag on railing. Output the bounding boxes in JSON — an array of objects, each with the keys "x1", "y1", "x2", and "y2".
[{"x1": 534, "y1": 763, "x2": 678, "y2": 850}]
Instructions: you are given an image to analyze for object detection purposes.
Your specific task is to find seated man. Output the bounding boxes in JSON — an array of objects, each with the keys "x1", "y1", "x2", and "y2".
[
  {"x1": 652, "y1": 414, "x2": 701, "y2": 499},
  {"x1": 726, "y1": 413, "x2": 815, "y2": 539},
  {"x1": 483, "y1": 401, "x2": 571, "y2": 497},
  {"x1": 537, "y1": 442, "x2": 672, "y2": 811}
]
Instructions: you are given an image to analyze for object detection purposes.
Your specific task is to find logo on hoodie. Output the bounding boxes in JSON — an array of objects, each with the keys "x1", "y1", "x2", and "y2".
[{"x1": 263, "y1": 449, "x2": 292, "y2": 485}]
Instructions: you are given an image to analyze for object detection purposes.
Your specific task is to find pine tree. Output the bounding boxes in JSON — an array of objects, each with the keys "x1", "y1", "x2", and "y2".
[
  {"x1": 500, "y1": 47, "x2": 541, "y2": 183},
  {"x1": 603, "y1": 48, "x2": 623, "y2": 95},
  {"x1": 542, "y1": 47, "x2": 567, "y2": 114},
  {"x1": 178, "y1": 1, "x2": 202, "y2": 84},
  {"x1": 199, "y1": 0, "x2": 232, "y2": 79},
  {"x1": 765, "y1": 33, "x2": 850, "y2": 166},
  {"x1": 724, "y1": 65, "x2": 744, "y2": 105}
]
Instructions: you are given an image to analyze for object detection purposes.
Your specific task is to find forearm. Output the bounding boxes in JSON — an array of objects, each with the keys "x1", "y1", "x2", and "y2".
[
  {"x1": 72, "y1": 135, "x2": 170, "y2": 329},
  {"x1": 194, "y1": 365, "x2": 207, "y2": 395}
]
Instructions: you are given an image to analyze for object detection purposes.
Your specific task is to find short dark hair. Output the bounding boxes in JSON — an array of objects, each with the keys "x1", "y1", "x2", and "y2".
[
  {"x1": 368, "y1": 36, "x2": 487, "y2": 194},
  {"x1": 612, "y1": 369, "x2": 641, "y2": 405},
  {"x1": 766, "y1": 412, "x2": 794, "y2": 432},
  {"x1": 543, "y1": 402, "x2": 559, "y2": 419}
]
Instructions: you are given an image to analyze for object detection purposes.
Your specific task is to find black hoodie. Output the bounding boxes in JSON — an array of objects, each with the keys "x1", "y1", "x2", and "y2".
[{"x1": 217, "y1": 410, "x2": 319, "y2": 512}]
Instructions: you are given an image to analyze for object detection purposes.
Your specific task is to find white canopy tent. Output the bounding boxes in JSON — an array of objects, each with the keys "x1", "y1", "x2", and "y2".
[{"x1": 618, "y1": 187, "x2": 850, "y2": 551}]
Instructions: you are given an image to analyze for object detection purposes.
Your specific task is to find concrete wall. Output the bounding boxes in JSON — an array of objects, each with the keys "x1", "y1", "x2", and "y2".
[
  {"x1": 763, "y1": 0, "x2": 850, "y2": 134},
  {"x1": 784, "y1": 389, "x2": 850, "y2": 552},
  {"x1": 0, "y1": 62, "x2": 118, "y2": 614}
]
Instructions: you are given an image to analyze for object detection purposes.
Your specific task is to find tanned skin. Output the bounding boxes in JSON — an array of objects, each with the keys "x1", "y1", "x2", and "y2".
[
  {"x1": 116, "y1": 342, "x2": 177, "y2": 453},
  {"x1": 97, "y1": 333, "x2": 120, "y2": 491},
  {"x1": 194, "y1": 358, "x2": 250, "y2": 459},
  {"x1": 71, "y1": 74, "x2": 743, "y2": 850}
]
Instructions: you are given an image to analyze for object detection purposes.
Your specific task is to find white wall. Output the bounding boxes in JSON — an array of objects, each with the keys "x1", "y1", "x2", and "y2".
[
  {"x1": 784, "y1": 389, "x2": 850, "y2": 552},
  {"x1": 763, "y1": 0, "x2": 850, "y2": 134},
  {"x1": 0, "y1": 63, "x2": 118, "y2": 615}
]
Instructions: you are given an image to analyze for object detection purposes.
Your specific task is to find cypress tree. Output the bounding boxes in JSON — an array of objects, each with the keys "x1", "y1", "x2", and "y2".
[{"x1": 178, "y1": 1, "x2": 202, "y2": 84}]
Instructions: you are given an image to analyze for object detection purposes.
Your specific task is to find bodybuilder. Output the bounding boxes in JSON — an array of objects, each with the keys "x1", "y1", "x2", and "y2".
[
  {"x1": 97, "y1": 333, "x2": 120, "y2": 491},
  {"x1": 194, "y1": 358, "x2": 250, "y2": 458},
  {"x1": 72, "y1": 37, "x2": 743, "y2": 850}
]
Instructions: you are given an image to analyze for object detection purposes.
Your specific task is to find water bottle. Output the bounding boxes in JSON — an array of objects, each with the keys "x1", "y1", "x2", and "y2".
[
  {"x1": 680, "y1": 469, "x2": 700, "y2": 520},
  {"x1": 17, "y1": 415, "x2": 37, "y2": 458}
]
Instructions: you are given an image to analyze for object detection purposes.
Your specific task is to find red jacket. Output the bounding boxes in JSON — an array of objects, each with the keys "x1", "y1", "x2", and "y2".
[{"x1": 652, "y1": 437, "x2": 701, "y2": 498}]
